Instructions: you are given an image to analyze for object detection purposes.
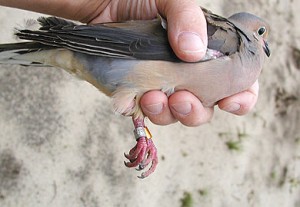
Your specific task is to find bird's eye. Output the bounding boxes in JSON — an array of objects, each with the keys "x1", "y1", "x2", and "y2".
[{"x1": 258, "y1": 27, "x2": 266, "y2": 36}]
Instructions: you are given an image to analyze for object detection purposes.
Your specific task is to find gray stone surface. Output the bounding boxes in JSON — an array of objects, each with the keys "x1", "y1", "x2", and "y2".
[{"x1": 0, "y1": 1, "x2": 300, "y2": 206}]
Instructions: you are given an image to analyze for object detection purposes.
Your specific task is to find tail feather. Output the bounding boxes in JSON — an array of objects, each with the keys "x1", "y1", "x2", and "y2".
[{"x1": 0, "y1": 42, "x2": 54, "y2": 66}]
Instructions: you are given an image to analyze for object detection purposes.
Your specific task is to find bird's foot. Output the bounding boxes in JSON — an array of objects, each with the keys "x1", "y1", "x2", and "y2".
[{"x1": 124, "y1": 117, "x2": 158, "y2": 179}]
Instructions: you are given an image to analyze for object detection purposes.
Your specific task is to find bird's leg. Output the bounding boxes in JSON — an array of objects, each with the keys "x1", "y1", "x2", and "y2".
[{"x1": 124, "y1": 116, "x2": 158, "y2": 179}]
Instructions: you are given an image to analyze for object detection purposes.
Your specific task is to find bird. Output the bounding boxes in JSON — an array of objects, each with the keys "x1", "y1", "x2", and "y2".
[{"x1": 0, "y1": 8, "x2": 270, "y2": 178}]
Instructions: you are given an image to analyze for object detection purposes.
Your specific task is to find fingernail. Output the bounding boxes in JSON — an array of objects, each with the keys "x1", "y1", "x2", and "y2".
[
  {"x1": 178, "y1": 32, "x2": 205, "y2": 54},
  {"x1": 171, "y1": 102, "x2": 192, "y2": 115},
  {"x1": 143, "y1": 103, "x2": 163, "y2": 115},
  {"x1": 223, "y1": 103, "x2": 241, "y2": 112}
]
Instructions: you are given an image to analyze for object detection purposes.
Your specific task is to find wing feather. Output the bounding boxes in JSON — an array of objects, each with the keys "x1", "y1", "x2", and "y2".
[{"x1": 14, "y1": 9, "x2": 249, "y2": 62}]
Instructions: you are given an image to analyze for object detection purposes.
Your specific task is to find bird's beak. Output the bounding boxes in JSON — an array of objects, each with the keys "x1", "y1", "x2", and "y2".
[{"x1": 263, "y1": 40, "x2": 270, "y2": 57}]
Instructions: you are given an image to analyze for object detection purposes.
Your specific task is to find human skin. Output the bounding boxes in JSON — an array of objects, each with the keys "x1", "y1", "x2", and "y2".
[{"x1": 0, "y1": 0, "x2": 259, "y2": 126}]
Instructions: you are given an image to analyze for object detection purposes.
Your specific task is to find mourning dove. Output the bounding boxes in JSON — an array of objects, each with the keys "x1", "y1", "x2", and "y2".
[{"x1": 0, "y1": 8, "x2": 270, "y2": 178}]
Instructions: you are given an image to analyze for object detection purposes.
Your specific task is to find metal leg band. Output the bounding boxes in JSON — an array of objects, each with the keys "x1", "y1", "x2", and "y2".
[{"x1": 134, "y1": 126, "x2": 152, "y2": 140}]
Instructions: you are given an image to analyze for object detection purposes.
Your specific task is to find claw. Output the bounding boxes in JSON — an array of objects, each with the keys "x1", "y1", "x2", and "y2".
[
  {"x1": 124, "y1": 137, "x2": 146, "y2": 161},
  {"x1": 137, "y1": 139, "x2": 158, "y2": 178},
  {"x1": 124, "y1": 117, "x2": 159, "y2": 178},
  {"x1": 124, "y1": 153, "x2": 136, "y2": 163},
  {"x1": 136, "y1": 165, "x2": 144, "y2": 171},
  {"x1": 124, "y1": 137, "x2": 147, "y2": 168},
  {"x1": 137, "y1": 138, "x2": 157, "y2": 170},
  {"x1": 137, "y1": 157, "x2": 158, "y2": 179},
  {"x1": 124, "y1": 137, "x2": 158, "y2": 178}
]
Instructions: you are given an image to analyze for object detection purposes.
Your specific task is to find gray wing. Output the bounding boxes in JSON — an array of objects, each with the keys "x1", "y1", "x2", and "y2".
[
  {"x1": 14, "y1": 9, "x2": 248, "y2": 62},
  {"x1": 202, "y1": 7, "x2": 250, "y2": 56},
  {"x1": 16, "y1": 17, "x2": 179, "y2": 61}
]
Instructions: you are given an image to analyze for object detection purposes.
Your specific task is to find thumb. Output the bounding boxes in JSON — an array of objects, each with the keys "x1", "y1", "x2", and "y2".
[{"x1": 156, "y1": 0, "x2": 207, "y2": 62}]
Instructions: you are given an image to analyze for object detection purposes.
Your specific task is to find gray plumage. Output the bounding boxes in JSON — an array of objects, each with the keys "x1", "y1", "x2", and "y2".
[
  {"x1": 0, "y1": 8, "x2": 270, "y2": 116},
  {"x1": 0, "y1": 8, "x2": 271, "y2": 178}
]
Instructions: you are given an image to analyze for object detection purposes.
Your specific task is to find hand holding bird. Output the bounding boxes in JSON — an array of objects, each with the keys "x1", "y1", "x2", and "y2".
[{"x1": 0, "y1": 1, "x2": 269, "y2": 178}]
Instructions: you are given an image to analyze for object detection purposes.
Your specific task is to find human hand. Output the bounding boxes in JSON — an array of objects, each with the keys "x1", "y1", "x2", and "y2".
[
  {"x1": 81, "y1": 0, "x2": 260, "y2": 126},
  {"x1": 88, "y1": 1, "x2": 257, "y2": 126},
  {"x1": 0, "y1": 0, "x2": 259, "y2": 126}
]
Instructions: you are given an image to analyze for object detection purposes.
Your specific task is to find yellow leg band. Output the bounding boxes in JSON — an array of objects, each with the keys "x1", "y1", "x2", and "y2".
[{"x1": 144, "y1": 126, "x2": 152, "y2": 139}]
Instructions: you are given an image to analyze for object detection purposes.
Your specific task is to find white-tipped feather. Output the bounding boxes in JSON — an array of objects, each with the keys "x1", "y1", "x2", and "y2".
[
  {"x1": 0, "y1": 50, "x2": 22, "y2": 59},
  {"x1": 16, "y1": 19, "x2": 40, "y2": 31},
  {"x1": 13, "y1": 19, "x2": 40, "y2": 42},
  {"x1": 0, "y1": 59, "x2": 34, "y2": 65},
  {"x1": 0, "y1": 49, "x2": 42, "y2": 66},
  {"x1": 157, "y1": 14, "x2": 167, "y2": 30}
]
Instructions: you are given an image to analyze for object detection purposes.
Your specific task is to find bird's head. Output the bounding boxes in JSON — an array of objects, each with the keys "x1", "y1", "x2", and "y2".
[{"x1": 228, "y1": 12, "x2": 271, "y2": 57}]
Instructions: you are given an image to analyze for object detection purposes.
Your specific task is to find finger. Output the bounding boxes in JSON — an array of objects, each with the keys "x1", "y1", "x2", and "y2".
[
  {"x1": 140, "y1": 91, "x2": 177, "y2": 125},
  {"x1": 156, "y1": 0, "x2": 207, "y2": 62},
  {"x1": 169, "y1": 91, "x2": 214, "y2": 126},
  {"x1": 218, "y1": 80, "x2": 259, "y2": 115}
]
